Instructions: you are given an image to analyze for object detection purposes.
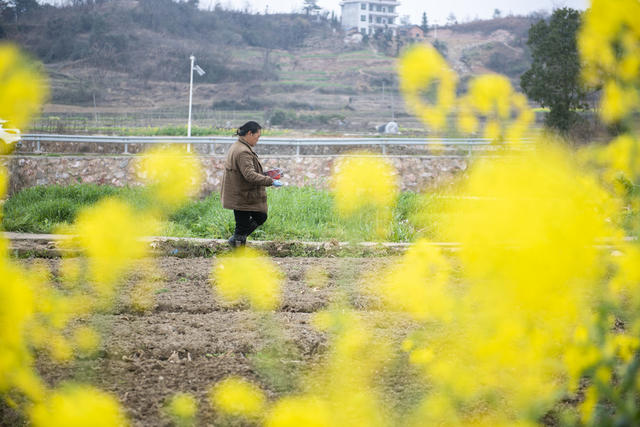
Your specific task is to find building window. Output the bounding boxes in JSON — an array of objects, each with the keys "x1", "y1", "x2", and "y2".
[
  {"x1": 376, "y1": 16, "x2": 381, "y2": 23},
  {"x1": 388, "y1": 7, "x2": 394, "y2": 13},
  {"x1": 382, "y1": 7, "x2": 386, "y2": 12},
  {"x1": 376, "y1": 5, "x2": 381, "y2": 11},
  {"x1": 361, "y1": 28, "x2": 366, "y2": 34},
  {"x1": 369, "y1": 15, "x2": 373, "y2": 22},
  {"x1": 361, "y1": 15, "x2": 366, "y2": 21},
  {"x1": 361, "y1": 3, "x2": 366, "y2": 10},
  {"x1": 388, "y1": 18, "x2": 394, "y2": 24}
]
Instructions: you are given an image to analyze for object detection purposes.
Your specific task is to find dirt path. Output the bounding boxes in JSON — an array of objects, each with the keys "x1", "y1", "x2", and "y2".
[{"x1": 25, "y1": 256, "x2": 418, "y2": 426}]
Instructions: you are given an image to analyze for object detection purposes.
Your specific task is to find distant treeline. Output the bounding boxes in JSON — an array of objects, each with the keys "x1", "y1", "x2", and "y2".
[{"x1": 0, "y1": 0, "x2": 336, "y2": 83}]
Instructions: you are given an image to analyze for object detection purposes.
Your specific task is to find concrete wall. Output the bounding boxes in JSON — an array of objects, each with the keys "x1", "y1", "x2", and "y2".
[
  {"x1": 341, "y1": 2, "x2": 365, "y2": 32},
  {"x1": 3, "y1": 155, "x2": 468, "y2": 196}
]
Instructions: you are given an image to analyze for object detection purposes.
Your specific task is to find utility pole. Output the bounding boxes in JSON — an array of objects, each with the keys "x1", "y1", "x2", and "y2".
[
  {"x1": 187, "y1": 55, "x2": 205, "y2": 152},
  {"x1": 188, "y1": 55, "x2": 195, "y2": 142}
]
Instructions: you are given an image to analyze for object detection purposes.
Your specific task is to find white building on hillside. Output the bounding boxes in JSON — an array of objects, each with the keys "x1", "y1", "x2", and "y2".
[{"x1": 341, "y1": 1, "x2": 400, "y2": 35}]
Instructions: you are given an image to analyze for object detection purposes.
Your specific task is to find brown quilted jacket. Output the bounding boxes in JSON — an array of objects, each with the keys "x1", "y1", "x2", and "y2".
[{"x1": 220, "y1": 138, "x2": 273, "y2": 213}]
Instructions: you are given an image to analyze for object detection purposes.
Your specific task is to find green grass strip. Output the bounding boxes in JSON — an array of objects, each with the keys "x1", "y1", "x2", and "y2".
[{"x1": 3, "y1": 184, "x2": 439, "y2": 242}]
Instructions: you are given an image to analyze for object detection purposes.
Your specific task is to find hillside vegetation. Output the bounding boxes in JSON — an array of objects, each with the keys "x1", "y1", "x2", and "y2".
[{"x1": 1, "y1": 0, "x2": 539, "y2": 133}]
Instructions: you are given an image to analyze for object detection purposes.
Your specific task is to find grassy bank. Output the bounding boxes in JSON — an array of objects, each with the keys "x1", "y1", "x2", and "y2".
[{"x1": 3, "y1": 184, "x2": 439, "y2": 242}]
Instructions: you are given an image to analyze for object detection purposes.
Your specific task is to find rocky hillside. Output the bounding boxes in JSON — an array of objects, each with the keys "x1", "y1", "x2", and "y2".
[{"x1": 1, "y1": 0, "x2": 538, "y2": 133}]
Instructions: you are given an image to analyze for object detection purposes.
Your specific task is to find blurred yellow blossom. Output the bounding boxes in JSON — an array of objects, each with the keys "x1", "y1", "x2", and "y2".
[
  {"x1": 0, "y1": 249, "x2": 44, "y2": 401},
  {"x1": 167, "y1": 392, "x2": 198, "y2": 424},
  {"x1": 49, "y1": 333, "x2": 73, "y2": 362},
  {"x1": 29, "y1": 384, "x2": 128, "y2": 427},
  {"x1": 597, "y1": 134, "x2": 640, "y2": 182},
  {"x1": 211, "y1": 247, "x2": 282, "y2": 310},
  {"x1": 73, "y1": 326, "x2": 100, "y2": 355},
  {"x1": 210, "y1": 377, "x2": 266, "y2": 418},
  {"x1": 579, "y1": 0, "x2": 640, "y2": 123},
  {"x1": 58, "y1": 257, "x2": 84, "y2": 289},
  {"x1": 580, "y1": 385, "x2": 599, "y2": 423},
  {"x1": 458, "y1": 74, "x2": 534, "y2": 142},
  {"x1": 266, "y1": 396, "x2": 331, "y2": 427},
  {"x1": 0, "y1": 44, "x2": 48, "y2": 135},
  {"x1": 67, "y1": 197, "x2": 153, "y2": 294},
  {"x1": 600, "y1": 81, "x2": 639, "y2": 123},
  {"x1": 300, "y1": 309, "x2": 389, "y2": 426},
  {"x1": 330, "y1": 153, "x2": 398, "y2": 238},
  {"x1": 468, "y1": 74, "x2": 513, "y2": 118},
  {"x1": 399, "y1": 45, "x2": 458, "y2": 131},
  {"x1": 375, "y1": 239, "x2": 453, "y2": 322},
  {"x1": 138, "y1": 145, "x2": 203, "y2": 209},
  {"x1": 331, "y1": 153, "x2": 398, "y2": 216},
  {"x1": 386, "y1": 142, "x2": 624, "y2": 423}
]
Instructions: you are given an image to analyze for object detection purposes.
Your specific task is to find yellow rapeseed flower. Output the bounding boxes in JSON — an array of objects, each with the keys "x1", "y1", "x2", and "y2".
[
  {"x1": 458, "y1": 74, "x2": 534, "y2": 142},
  {"x1": 211, "y1": 247, "x2": 282, "y2": 311},
  {"x1": 0, "y1": 44, "x2": 49, "y2": 135},
  {"x1": 209, "y1": 377, "x2": 266, "y2": 418},
  {"x1": 303, "y1": 309, "x2": 389, "y2": 426},
  {"x1": 600, "y1": 81, "x2": 639, "y2": 123},
  {"x1": 579, "y1": 0, "x2": 640, "y2": 123},
  {"x1": 467, "y1": 74, "x2": 513, "y2": 118},
  {"x1": 73, "y1": 326, "x2": 100, "y2": 355},
  {"x1": 167, "y1": 392, "x2": 198, "y2": 421},
  {"x1": 70, "y1": 197, "x2": 152, "y2": 293},
  {"x1": 375, "y1": 239, "x2": 453, "y2": 321},
  {"x1": 401, "y1": 143, "x2": 623, "y2": 422},
  {"x1": 137, "y1": 145, "x2": 203, "y2": 209},
  {"x1": 29, "y1": 384, "x2": 128, "y2": 427},
  {"x1": 0, "y1": 250, "x2": 45, "y2": 401},
  {"x1": 580, "y1": 385, "x2": 599, "y2": 424},
  {"x1": 331, "y1": 153, "x2": 398, "y2": 216},
  {"x1": 330, "y1": 153, "x2": 398, "y2": 238},
  {"x1": 266, "y1": 396, "x2": 332, "y2": 427},
  {"x1": 399, "y1": 45, "x2": 458, "y2": 131}
]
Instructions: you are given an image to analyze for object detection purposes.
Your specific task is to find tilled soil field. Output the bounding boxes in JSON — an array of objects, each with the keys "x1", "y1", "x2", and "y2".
[{"x1": 19, "y1": 256, "x2": 421, "y2": 426}]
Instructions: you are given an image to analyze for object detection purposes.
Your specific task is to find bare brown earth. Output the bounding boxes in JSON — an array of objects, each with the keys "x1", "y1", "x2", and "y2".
[{"x1": 21, "y1": 255, "x2": 423, "y2": 426}]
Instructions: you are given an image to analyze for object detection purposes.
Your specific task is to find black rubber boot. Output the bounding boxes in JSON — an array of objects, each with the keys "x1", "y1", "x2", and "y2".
[
  {"x1": 245, "y1": 220, "x2": 259, "y2": 237},
  {"x1": 228, "y1": 234, "x2": 247, "y2": 248}
]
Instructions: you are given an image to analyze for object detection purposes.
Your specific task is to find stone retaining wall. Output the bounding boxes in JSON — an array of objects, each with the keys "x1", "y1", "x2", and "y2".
[{"x1": 4, "y1": 155, "x2": 468, "y2": 195}]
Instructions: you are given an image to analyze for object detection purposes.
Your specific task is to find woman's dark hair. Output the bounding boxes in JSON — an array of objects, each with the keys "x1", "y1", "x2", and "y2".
[{"x1": 235, "y1": 121, "x2": 262, "y2": 136}]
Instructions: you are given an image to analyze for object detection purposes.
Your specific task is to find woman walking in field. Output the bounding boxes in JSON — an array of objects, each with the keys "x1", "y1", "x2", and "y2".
[{"x1": 221, "y1": 121, "x2": 282, "y2": 247}]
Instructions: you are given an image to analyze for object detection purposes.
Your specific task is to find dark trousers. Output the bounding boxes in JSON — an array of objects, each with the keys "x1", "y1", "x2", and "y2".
[{"x1": 233, "y1": 210, "x2": 268, "y2": 237}]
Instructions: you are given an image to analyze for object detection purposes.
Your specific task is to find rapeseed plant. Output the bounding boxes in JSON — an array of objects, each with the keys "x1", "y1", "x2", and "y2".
[
  {"x1": 209, "y1": 376, "x2": 266, "y2": 418},
  {"x1": 211, "y1": 309, "x2": 391, "y2": 426},
  {"x1": 166, "y1": 392, "x2": 198, "y2": 427},
  {"x1": 4, "y1": 0, "x2": 640, "y2": 424},
  {"x1": 211, "y1": 247, "x2": 283, "y2": 311},
  {"x1": 458, "y1": 74, "x2": 535, "y2": 141},
  {"x1": 265, "y1": 396, "x2": 332, "y2": 427},
  {"x1": 1, "y1": 44, "x2": 205, "y2": 425},
  {"x1": 579, "y1": 0, "x2": 640, "y2": 124},
  {"x1": 330, "y1": 153, "x2": 398, "y2": 239},
  {"x1": 375, "y1": 239, "x2": 453, "y2": 322},
  {"x1": 0, "y1": 44, "x2": 48, "y2": 139},
  {"x1": 398, "y1": 45, "x2": 457, "y2": 131},
  {"x1": 29, "y1": 384, "x2": 128, "y2": 427},
  {"x1": 137, "y1": 145, "x2": 204, "y2": 210}
]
